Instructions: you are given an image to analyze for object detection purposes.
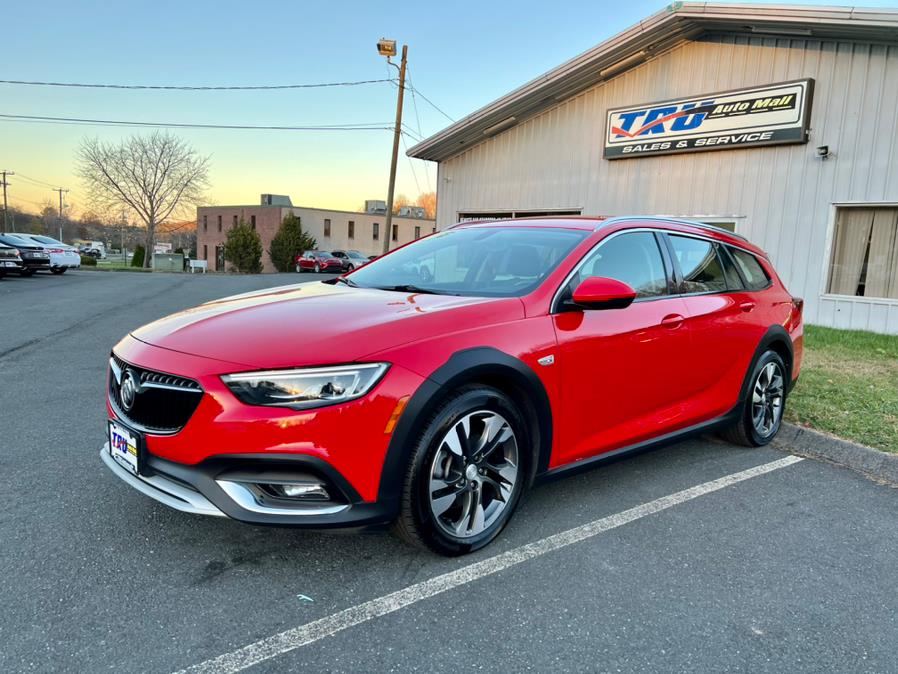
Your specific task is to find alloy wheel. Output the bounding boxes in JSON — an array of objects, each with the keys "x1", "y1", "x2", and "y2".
[
  {"x1": 427, "y1": 410, "x2": 519, "y2": 539},
  {"x1": 751, "y1": 361, "x2": 784, "y2": 437}
]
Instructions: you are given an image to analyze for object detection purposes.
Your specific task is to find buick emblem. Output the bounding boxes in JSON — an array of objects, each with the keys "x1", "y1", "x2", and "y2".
[{"x1": 120, "y1": 369, "x2": 139, "y2": 411}]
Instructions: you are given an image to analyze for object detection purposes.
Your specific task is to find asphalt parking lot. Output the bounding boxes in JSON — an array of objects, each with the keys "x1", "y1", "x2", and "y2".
[{"x1": 1, "y1": 270, "x2": 896, "y2": 673}]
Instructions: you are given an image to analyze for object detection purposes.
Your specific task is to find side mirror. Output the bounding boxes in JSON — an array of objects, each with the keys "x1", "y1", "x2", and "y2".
[{"x1": 571, "y1": 276, "x2": 637, "y2": 310}]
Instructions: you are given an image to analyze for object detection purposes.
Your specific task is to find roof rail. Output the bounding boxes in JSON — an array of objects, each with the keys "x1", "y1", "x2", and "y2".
[{"x1": 597, "y1": 216, "x2": 749, "y2": 242}]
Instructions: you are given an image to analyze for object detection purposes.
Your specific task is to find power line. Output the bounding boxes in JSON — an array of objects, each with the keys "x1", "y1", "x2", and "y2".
[
  {"x1": 399, "y1": 133, "x2": 422, "y2": 196},
  {"x1": 405, "y1": 66, "x2": 455, "y2": 123},
  {"x1": 0, "y1": 113, "x2": 394, "y2": 132},
  {"x1": 15, "y1": 172, "x2": 62, "y2": 189},
  {"x1": 400, "y1": 123, "x2": 425, "y2": 142},
  {"x1": 404, "y1": 70, "x2": 433, "y2": 193},
  {"x1": 0, "y1": 77, "x2": 393, "y2": 91}
]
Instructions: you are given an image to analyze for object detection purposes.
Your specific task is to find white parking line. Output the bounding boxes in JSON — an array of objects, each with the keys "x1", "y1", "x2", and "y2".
[{"x1": 175, "y1": 454, "x2": 804, "y2": 674}]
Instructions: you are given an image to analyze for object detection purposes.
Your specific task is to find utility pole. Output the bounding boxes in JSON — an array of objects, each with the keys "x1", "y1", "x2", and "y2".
[
  {"x1": 382, "y1": 44, "x2": 407, "y2": 255},
  {"x1": 1, "y1": 170, "x2": 13, "y2": 233},
  {"x1": 53, "y1": 187, "x2": 69, "y2": 241},
  {"x1": 121, "y1": 208, "x2": 127, "y2": 262}
]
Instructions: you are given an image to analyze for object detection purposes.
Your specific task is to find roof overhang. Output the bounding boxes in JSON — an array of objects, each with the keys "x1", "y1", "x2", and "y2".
[{"x1": 408, "y1": 2, "x2": 898, "y2": 162}]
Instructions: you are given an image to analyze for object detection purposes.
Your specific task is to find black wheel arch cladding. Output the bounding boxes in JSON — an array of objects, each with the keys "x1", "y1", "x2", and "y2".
[
  {"x1": 377, "y1": 347, "x2": 554, "y2": 510},
  {"x1": 741, "y1": 325, "x2": 794, "y2": 400}
]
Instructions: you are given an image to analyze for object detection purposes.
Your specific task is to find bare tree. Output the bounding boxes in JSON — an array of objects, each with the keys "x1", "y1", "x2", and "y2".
[{"x1": 77, "y1": 131, "x2": 209, "y2": 267}]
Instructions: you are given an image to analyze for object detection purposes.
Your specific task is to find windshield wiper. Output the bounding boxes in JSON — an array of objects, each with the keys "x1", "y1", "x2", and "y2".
[
  {"x1": 330, "y1": 276, "x2": 359, "y2": 287},
  {"x1": 373, "y1": 284, "x2": 448, "y2": 295}
]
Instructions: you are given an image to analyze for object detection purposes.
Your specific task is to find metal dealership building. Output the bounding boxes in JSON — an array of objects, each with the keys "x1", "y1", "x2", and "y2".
[{"x1": 409, "y1": 3, "x2": 898, "y2": 334}]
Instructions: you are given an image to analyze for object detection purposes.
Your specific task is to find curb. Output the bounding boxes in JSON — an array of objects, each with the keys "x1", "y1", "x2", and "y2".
[{"x1": 774, "y1": 423, "x2": 898, "y2": 487}]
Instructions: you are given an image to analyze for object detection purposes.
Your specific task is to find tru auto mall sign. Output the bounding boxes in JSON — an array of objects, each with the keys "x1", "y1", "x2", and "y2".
[{"x1": 604, "y1": 79, "x2": 814, "y2": 159}]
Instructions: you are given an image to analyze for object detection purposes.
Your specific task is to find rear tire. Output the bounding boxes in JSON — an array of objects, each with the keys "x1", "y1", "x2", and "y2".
[
  {"x1": 314, "y1": 263, "x2": 320, "y2": 273},
  {"x1": 720, "y1": 350, "x2": 787, "y2": 447},
  {"x1": 20, "y1": 269, "x2": 35, "y2": 277},
  {"x1": 394, "y1": 385, "x2": 529, "y2": 556},
  {"x1": 51, "y1": 267, "x2": 66, "y2": 275}
]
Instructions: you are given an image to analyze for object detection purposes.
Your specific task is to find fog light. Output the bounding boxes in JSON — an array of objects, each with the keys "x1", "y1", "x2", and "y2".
[{"x1": 268, "y1": 482, "x2": 330, "y2": 500}]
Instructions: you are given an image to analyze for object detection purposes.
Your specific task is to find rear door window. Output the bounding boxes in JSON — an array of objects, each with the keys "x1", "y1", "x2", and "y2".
[
  {"x1": 729, "y1": 248, "x2": 770, "y2": 290},
  {"x1": 668, "y1": 235, "x2": 727, "y2": 294}
]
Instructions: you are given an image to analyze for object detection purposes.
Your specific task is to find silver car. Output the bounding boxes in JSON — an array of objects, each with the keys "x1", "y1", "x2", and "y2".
[{"x1": 9, "y1": 234, "x2": 82, "y2": 274}]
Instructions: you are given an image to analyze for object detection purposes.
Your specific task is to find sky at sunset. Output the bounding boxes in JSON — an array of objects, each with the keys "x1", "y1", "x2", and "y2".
[{"x1": 3, "y1": 0, "x2": 895, "y2": 220}]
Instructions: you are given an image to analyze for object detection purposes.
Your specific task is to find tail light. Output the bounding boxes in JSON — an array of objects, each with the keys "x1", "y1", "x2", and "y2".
[
  {"x1": 790, "y1": 296, "x2": 804, "y2": 328},
  {"x1": 48, "y1": 248, "x2": 65, "y2": 254}
]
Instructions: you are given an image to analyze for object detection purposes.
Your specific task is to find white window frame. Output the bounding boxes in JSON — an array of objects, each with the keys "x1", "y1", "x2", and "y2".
[{"x1": 820, "y1": 201, "x2": 898, "y2": 307}]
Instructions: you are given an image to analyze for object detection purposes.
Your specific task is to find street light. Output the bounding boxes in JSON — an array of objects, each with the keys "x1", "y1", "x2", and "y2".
[{"x1": 377, "y1": 37, "x2": 407, "y2": 255}]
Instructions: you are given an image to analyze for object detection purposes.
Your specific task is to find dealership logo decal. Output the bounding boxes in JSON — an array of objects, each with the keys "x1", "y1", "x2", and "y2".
[{"x1": 604, "y1": 79, "x2": 813, "y2": 159}]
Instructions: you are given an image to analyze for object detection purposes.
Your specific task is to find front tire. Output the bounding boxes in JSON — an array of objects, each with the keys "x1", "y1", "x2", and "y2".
[
  {"x1": 314, "y1": 263, "x2": 320, "y2": 273},
  {"x1": 19, "y1": 269, "x2": 35, "y2": 277},
  {"x1": 394, "y1": 385, "x2": 529, "y2": 555},
  {"x1": 720, "y1": 350, "x2": 787, "y2": 447}
]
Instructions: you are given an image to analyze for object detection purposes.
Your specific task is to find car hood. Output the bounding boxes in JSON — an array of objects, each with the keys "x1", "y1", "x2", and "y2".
[{"x1": 130, "y1": 281, "x2": 523, "y2": 370}]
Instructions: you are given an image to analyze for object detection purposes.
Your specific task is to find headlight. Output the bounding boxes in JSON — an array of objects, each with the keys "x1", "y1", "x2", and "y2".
[{"x1": 221, "y1": 363, "x2": 389, "y2": 410}]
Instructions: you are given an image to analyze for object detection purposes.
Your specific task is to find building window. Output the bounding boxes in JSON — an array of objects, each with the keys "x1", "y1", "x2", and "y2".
[
  {"x1": 828, "y1": 207, "x2": 898, "y2": 299},
  {"x1": 392, "y1": 224, "x2": 398, "y2": 241},
  {"x1": 203, "y1": 244, "x2": 208, "y2": 260},
  {"x1": 203, "y1": 215, "x2": 208, "y2": 232},
  {"x1": 414, "y1": 226, "x2": 421, "y2": 239},
  {"x1": 233, "y1": 214, "x2": 238, "y2": 228},
  {"x1": 218, "y1": 215, "x2": 222, "y2": 232},
  {"x1": 348, "y1": 220, "x2": 354, "y2": 239},
  {"x1": 372, "y1": 223, "x2": 379, "y2": 240},
  {"x1": 250, "y1": 215, "x2": 256, "y2": 230},
  {"x1": 324, "y1": 219, "x2": 331, "y2": 237}
]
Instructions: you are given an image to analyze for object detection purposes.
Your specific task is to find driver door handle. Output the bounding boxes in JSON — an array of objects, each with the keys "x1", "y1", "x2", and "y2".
[
  {"x1": 739, "y1": 301, "x2": 756, "y2": 313},
  {"x1": 660, "y1": 313, "x2": 685, "y2": 329}
]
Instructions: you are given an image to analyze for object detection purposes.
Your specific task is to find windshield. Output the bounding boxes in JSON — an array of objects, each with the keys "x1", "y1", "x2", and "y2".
[{"x1": 347, "y1": 226, "x2": 588, "y2": 297}]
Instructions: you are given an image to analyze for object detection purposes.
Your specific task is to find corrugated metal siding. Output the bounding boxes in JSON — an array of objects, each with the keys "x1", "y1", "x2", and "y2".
[{"x1": 437, "y1": 35, "x2": 898, "y2": 333}]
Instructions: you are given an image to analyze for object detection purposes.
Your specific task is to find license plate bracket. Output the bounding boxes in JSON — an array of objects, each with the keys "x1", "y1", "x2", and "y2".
[{"x1": 108, "y1": 419, "x2": 145, "y2": 476}]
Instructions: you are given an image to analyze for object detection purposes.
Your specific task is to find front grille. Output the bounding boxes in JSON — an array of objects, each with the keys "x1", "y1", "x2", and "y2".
[{"x1": 109, "y1": 354, "x2": 203, "y2": 434}]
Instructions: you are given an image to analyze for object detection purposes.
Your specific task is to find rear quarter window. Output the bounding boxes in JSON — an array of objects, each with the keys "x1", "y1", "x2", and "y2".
[{"x1": 729, "y1": 248, "x2": 770, "y2": 290}]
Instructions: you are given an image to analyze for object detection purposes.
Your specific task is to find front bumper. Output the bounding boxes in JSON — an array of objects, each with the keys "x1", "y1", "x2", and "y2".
[
  {"x1": 100, "y1": 443, "x2": 396, "y2": 528},
  {"x1": 102, "y1": 335, "x2": 428, "y2": 527}
]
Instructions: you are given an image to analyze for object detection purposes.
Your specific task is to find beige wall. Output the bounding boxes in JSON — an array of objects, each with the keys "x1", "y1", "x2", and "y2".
[
  {"x1": 435, "y1": 35, "x2": 898, "y2": 333},
  {"x1": 197, "y1": 205, "x2": 434, "y2": 273}
]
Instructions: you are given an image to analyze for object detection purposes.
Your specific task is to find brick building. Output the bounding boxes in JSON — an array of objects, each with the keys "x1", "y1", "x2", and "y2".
[{"x1": 196, "y1": 195, "x2": 435, "y2": 273}]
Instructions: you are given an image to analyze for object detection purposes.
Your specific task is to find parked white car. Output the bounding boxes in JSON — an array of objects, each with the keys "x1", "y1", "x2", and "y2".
[{"x1": 10, "y1": 234, "x2": 82, "y2": 274}]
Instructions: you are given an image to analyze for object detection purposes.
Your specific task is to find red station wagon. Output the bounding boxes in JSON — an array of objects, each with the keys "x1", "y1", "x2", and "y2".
[{"x1": 102, "y1": 217, "x2": 803, "y2": 555}]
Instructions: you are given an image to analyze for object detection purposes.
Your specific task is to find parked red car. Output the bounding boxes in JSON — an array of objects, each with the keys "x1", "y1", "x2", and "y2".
[
  {"x1": 103, "y1": 217, "x2": 803, "y2": 555},
  {"x1": 295, "y1": 250, "x2": 343, "y2": 273}
]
